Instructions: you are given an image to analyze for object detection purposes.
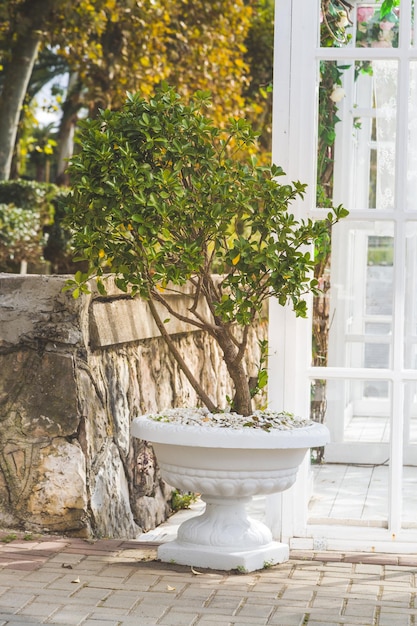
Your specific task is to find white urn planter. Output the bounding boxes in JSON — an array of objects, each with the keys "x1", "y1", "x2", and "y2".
[{"x1": 131, "y1": 410, "x2": 329, "y2": 572}]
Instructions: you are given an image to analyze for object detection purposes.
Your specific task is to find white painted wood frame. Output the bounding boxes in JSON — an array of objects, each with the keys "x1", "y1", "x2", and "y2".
[{"x1": 269, "y1": 0, "x2": 417, "y2": 551}]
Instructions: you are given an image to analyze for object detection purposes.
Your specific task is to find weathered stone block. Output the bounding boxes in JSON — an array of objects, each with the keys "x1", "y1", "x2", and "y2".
[
  {"x1": 26, "y1": 439, "x2": 87, "y2": 534},
  {"x1": 0, "y1": 350, "x2": 79, "y2": 438}
]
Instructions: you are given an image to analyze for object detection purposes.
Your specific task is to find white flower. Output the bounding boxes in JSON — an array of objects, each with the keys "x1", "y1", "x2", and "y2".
[
  {"x1": 330, "y1": 85, "x2": 346, "y2": 103},
  {"x1": 337, "y1": 11, "x2": 349, "y2": 28}
]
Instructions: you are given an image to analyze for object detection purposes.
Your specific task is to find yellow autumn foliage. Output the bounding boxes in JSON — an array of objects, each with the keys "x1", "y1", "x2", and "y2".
[{"x1": 45, "y1": 0, "x2": 253, "y2": 126}]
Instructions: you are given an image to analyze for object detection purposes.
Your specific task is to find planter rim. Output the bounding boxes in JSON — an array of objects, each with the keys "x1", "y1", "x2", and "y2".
[{"x1": 131, "y1": 415, "x2": 330, "y2": 449}]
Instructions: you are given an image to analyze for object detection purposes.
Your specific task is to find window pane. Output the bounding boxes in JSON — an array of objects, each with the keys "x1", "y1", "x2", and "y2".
[
  {"x1": 405, "y1": 382, "x2": 417, "y2": 445},
  {"x1": 310, "y1": 461, "x2": 389, "y2": 524},
  {"x1": 402, "y1": 465, "x2": 417, "y2": 528},
  {"x1": 316, "y1": 61, "x2": 397, "y2": 211},
  {"x1": 403, "y1": 381, "x2": 417, "y2": 528},
  {"x1": 316, "y1": 59, "x2": 343, "y2": 208},
  {"x1": 319, "y1": 2, "x2": 400, "y2": 49},
  {"x1": 407, "y1": 61, "x2": 417, "y2": 210},
  {"x1": 319, "y1": 1, "x2": 353, "y2": 48},
  {"x1": 310, "y1": 377, "x2": 390, "y2": 525},
  {"x1": 313, "y1": 221, "x2": 394, "y2": 369},
  {"x1": 311, "y1": 378, "x2": 391, "y2": 444},
  {"x1": 405, "y1": 223, "x2": 417, "y2": 368},
  {"x1": 355, "y1": 3, "x2": 399, "y2": 49},
  {"x1": 352, "y1": 60, "x2": 397, "y2": 210}
]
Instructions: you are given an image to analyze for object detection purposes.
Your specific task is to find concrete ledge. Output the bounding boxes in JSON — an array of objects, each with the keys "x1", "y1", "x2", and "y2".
[{"x1": 89, "y1": 289, "x2": 204, "y2": 348}]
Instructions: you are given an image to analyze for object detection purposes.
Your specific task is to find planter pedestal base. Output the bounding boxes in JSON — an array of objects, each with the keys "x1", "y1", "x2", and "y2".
[
  {"x1": 158, "y1": 539, "x2": 289, "y2": 573},
  {"x1": 157, "y1": 495, "x2": 289, "y2": 573}
]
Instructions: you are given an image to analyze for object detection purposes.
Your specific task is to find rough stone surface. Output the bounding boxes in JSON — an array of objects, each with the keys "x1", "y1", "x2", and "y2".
[
  {"x1": 26, "y1": 438, "x2": 87, "y2": 533},
  {"x1": 0, "y1": 274, "x2": 266, "y2": 538}
]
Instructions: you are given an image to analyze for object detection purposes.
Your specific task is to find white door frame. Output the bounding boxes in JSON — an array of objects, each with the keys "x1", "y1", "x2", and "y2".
[{"x1": 269, "y1": 0, "x2": 417, "y2": 550}]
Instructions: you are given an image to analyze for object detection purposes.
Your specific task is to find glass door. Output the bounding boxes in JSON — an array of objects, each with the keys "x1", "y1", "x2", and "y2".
[
  {"x1": 271, "y1": 0, "x2": 417, "y2": 544},
  {"x1": 309, "y1": 0, "x2": 417, "y2": 534}
]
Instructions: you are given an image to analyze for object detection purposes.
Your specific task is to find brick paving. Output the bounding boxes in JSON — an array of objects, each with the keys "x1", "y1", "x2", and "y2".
[{"x1": 0, "y1": 532, "x2": 416, "y2": 625}]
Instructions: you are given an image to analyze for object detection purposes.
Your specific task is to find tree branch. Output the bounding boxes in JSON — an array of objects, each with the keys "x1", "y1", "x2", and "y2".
[
  {"x1": 147, "y1": 294, "x2": 218, "y2": 413},
  {"x1": 151, "y1": 288, "x2": 218, "y2": 334}
]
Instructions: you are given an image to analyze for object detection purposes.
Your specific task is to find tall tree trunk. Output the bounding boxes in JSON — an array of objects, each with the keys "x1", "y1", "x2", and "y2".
[
  {"x1": 0, "y1": 0, "x2": 55, "y2": 180},
  {"x1": 0, "y1": 37, "x2": 40, "y2": 180},
  {"x1": 55, "y1": 73, "x2": 82, "y2": 185}
]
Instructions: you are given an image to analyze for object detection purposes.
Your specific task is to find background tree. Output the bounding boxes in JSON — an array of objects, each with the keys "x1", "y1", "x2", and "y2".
[
  {"x1": 164, "y1": 1, "x2": 252, "y2": 121},
  {"x1": 243, "y1": 0, "x2": 274, "y2": 157},
  {"x1": 52, "y1": 0, "x2": 253, "y2": 152},
  {"x1": 0, "y1": 0, "x2": 255, "y2": 181},
  {"x1": 0, "y1": 0, "x2": 109, "y2": 180},
  {"x1": 0, "y1": 0, "x2": 60, "y2": 180}
]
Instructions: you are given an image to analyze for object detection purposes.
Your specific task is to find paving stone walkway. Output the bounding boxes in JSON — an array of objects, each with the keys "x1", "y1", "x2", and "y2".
[{"x1": 0, "y1": 531, "x2": 416, "y2": 626}]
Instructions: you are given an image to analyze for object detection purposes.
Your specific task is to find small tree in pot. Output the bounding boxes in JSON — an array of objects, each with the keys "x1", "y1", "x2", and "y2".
[
  {"x1": 64, "y1": 84, "x2": 348, "y2": 571},
  {"x1": 64, "y1": 83, "x2": 346, "y2": 418}
]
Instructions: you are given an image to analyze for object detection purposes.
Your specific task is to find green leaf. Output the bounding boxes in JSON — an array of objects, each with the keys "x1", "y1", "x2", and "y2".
[
  {"x1": 258, "y1": 370, "x2": 268, "y2": 389},
  {"x1": 96, "y1": 279, "x2": 106, "y2": 296}
]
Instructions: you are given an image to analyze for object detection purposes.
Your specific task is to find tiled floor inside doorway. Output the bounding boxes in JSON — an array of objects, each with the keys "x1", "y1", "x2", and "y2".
[{"x1": 310, "y1": 462, "x2": 417, "y2": 527}]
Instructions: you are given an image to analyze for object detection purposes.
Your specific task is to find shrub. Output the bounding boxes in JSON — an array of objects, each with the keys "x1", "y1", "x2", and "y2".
[{"x1": 0, "y1": 180, "x2": 80, "y2": 273}]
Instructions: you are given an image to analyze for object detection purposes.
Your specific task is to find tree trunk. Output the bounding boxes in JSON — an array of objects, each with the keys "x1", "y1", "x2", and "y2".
[
  {"x1": 0, "y1": 0, "x2": 55, "y2": 180},
  {"x1": 55, "y1": 73, "x2": 82, "y2": 185},
  {"x1": 214, "y1": 328, "x2": 253, "y2": 416}
]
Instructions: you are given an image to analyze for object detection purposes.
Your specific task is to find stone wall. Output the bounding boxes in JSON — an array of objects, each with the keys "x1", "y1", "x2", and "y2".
[{"x1": 0, "y1": 274, "x2": 266, "y2": 539}]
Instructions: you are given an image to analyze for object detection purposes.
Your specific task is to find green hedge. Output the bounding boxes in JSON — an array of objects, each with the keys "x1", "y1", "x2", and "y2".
[{"x1": 0, "y1": 180, "x2": 79, "y2": 274}]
